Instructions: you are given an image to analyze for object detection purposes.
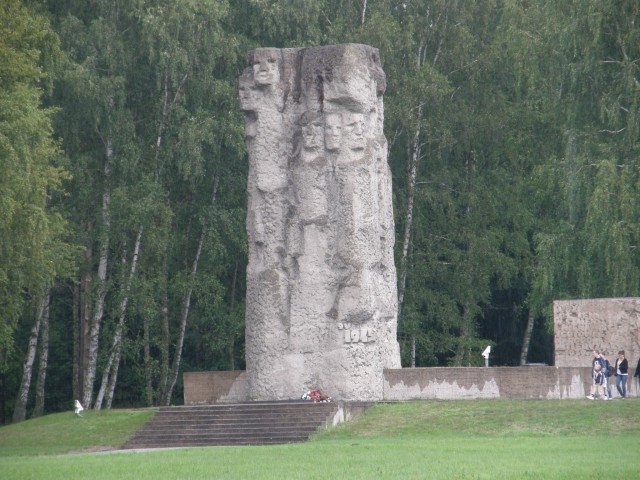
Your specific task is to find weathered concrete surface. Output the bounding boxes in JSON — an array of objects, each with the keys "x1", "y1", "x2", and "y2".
[
  {"x1": 383, "y1": 366, "x2": 637, "y2": 400},
  {"x1": 554, "y1": 298, "x2": 640, "y2": 367},
  {"x1": 183, "y1": 371, "x2": 248, "y2": 405},
  {"x1": 184, "y1": 366, "x2": 638, "y2": 404},
  {"x1": 241, "y1": 44, "x2": 400, "y2": 401}
]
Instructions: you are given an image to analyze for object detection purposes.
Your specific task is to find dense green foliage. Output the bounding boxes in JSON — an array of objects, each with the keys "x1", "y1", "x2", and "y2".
[
  {"x1": 1, "y1": 0, "x2": 639, "y2": 420},
  {"x1": 0, "y1": 0, "x2": 73, "y2": 393},
  {"x1": 1, "y1": 400, "x2": 639, "y2": 479}
]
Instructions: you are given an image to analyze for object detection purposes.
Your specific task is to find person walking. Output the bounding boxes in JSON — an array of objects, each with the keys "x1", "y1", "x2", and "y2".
[
  {"x1": 587, "y1": 362, "x2": 605, "y2": 400},
  {"x1": 587, "y1": 350, "x2": 607, "y2": 400},
  {"x1": 614, "y1": 351, "x2": 629, "y2": 398},
  {"x1": 601, "y1": 352, "x2": 613, "y2": 399},
  {"x1": 591, "y1": 350, "x2": 606, "y2": 370}
]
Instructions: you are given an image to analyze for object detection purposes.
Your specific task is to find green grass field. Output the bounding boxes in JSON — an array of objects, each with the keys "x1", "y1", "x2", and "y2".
[{"x1": 1, "y1": 400, "x2": 639, "y2": 479}]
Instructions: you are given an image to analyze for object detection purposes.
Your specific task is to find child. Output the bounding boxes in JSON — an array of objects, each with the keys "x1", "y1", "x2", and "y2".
[{"x1": 587, "y1": 363, "x2": 606, "y2": 400}]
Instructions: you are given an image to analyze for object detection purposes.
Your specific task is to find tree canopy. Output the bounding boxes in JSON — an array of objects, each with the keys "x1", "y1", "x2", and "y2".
[{"x1": 1, "y1": 0, "x2": 639, "y2": 422}]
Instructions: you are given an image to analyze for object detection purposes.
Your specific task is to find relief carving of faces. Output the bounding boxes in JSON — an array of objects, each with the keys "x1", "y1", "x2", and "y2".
[
  {"x1": 253, "y1": 49, "x2": 280, "y2": 87},
  {"x1": 324, "y1": 112, "x2": 342, "y2": 152},
  {"x1": 239, "y1": 74, "x2": 258, "y2": 112},
  {"x1": 302, "y1": 119, "x2": 323, "y2": 152},
  {"x1": 344, "y1": 112, "x2": 366, "y2": 151},
  {"x1": 324, "y1": 65, "x2": 374, "y2": 109},
  {"x1": 244, "y1": 112, "x2": 257, "y2": 139}
]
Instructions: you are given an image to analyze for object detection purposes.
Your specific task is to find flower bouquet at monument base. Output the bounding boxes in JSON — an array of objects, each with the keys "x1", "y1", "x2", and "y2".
[{"x1": 301, "y1": 389, "x2": 332, "y2": 403}]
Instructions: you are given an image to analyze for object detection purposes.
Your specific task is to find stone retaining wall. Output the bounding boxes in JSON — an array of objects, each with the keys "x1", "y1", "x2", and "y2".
[
  {"x1": 183, "y1": 371, "x2": 248, "y2": 405},
  {"x1": 183, "y1": 367, "x2": 639, "y2": 404},
  {"x1": 383, "y1": 366, "x2": 636, "y2": 400}
]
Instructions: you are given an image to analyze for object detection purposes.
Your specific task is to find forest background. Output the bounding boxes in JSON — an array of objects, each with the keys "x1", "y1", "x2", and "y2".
[{"x1": 1, "y1": 0, "x2": 638, "y2": 423}]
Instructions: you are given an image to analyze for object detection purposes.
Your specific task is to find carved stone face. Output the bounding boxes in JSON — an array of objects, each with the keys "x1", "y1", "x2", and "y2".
[
  {"x1": 302, "y1": 121, "x2": 323, "y2": 151},
  {"x1": 324, "y1": 65, "x2": 374, "y2": 110},
  {"x1": 344, "y1": 112, "x2": 366, "y2": 151},
  {"x1": 253, "y1": 50, "x2": 280, "y2": 86},
  {"x1": 239, "y1": 76, "x2": 258, "y2": 111},
  {"x1": 245, "y1": 112, "x2": 257, "y2": 139},
  {"x1": 324, "y1": 113, "x2": 342, "y2": 152}
]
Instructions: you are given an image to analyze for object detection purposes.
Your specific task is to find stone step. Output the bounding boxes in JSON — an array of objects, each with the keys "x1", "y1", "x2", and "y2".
[
  {"x1": 157, "y1": 404, "x2": 335, "y2": 414},
  {"x1": 126, "y1": 438, "x2": 310, "y2": 448},
  {"x1": 130, "y1": 425, "x2": 330, "y2": 437},
  {"x1": 147, "y1": 415, "x2": 332, "y2": 425},
  {"x1": 134, "y1": 424, "x2": 326, "y2": 434},
  {"x1": 127, "y1": 432, "x2": 309, "y2": 441},
  {"x1": 152, "y1": 408, "x2": 334, "y2": 416},
  {"x1": 126, "y1": 438, "x2": 310, "y2": 447},
  {"x1": 123, "y1": 402, "x2": 339, "y2": 449},
  {"x1": 159, "y1": 401, "x2": 334, "y2": 407}
]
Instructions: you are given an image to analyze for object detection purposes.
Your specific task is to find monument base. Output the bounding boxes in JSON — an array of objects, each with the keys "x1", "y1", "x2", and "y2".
[{"x1": 184, "y1": 365, "x2": 637, "y2": 404}]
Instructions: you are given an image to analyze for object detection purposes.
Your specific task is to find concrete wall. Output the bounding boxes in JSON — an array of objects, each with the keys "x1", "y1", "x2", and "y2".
[
  {"x1": 183, "y1": 371, "x2": 248, "y2": 405},
  {"x1": 383, "y1": 366, "x2": 636, "y2": 400},
  {"x1": 554, "y1": 298, "x2": 640, "y2": 367},
  {"x1": 183, "y1": 367, "x2": 639, "y2": 404}
]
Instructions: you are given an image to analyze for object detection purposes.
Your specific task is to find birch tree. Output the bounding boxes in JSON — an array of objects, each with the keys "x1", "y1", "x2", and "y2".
[
  {"x1": 164, "y1": 178, "x2": 219, "y2": 405},
  {"x1": 12, "y1": 296, "x2": 45, "y2": 423},
  {"x1": 94, "y1": 227, "x2": 142, "y2": 410},
  {"x1": 0, "y1": 0, "x2": 69, "y2": 384},
  {"x1": 52, "y1": 1, "x2": 138, "y2": 409},
  {"x1": 32, "y1": 291, "x2": 51, "y2": 418}
]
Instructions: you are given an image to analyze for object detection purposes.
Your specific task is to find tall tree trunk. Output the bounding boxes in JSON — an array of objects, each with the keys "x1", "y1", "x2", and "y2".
[
  {"x1": 399, "y1": 21, "x2": 449, "y2": 367},
  {"x1": 228, "y1": 258, "x2": 239, "y2": 370},
  {"x1": 397, "y1": 120, "x2": 421, "y2": 314},
  {"x1": 32, "y1": 290, "x2": 51, "y2": 418},
  {"x1": 164, "y1": 177, "x2": 219, "y2": 405},
  {"x1": 454, "y1": 308, "x2": 473, "y2": 367},
  {"x1": 411, "y1": 337, "x2": 416, "y2": 369},
  {"x1": 398, "y1": 115, "x2": 422, "y2": 368},
  {"x1": 12, "y1": 295, "x2": 46, "y2": 422},
  {"x1": 72, "y1": 282, "x2": 80, "y2": 402},
  {"x1": 82, "y1": 132, "x2": 113, "y2": 409},
  {"x1": 454, "y1": 150, "x2": 477, "y2": 368},
  {"x1": 0, "y1": 375, "x2": 5, "y2": 424},
  {"x1": 143, "y1": 309, "x2": 153, "y2": 406},
  {"x1": 77, "y1": 222, "x2": 94, "y2": 403},
  {"x1": 361, "y1": 0, "x2": 368, "y2": 25},
  {"x1": 158, "y1": 241, "x2": 170, "y2": 405},
  {"x1": 104, "y1": 343, "x2": 121, "y2": 410},
  {"x1": 94, "y1": 226, "x2": 143, "y2": 409},
  {"x1": 520, "y1": 312, "x2": 535, "y2": 365},
  {"x1": 154, "y1": 70, "x2": 187, "y2": 178},
  {"x1": 152, "y1": 71, "x2": 186, "y2": 405}
]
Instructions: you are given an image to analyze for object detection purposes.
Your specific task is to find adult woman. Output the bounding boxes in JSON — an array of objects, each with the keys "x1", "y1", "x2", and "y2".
[{"x1": 615, "y1": 350, "x2": 629, "y2": 398}]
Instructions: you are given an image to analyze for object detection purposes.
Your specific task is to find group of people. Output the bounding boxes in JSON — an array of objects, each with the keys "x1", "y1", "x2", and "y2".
[{"x1": 587, "y1": 349, "x2": 639, "y2": 400}]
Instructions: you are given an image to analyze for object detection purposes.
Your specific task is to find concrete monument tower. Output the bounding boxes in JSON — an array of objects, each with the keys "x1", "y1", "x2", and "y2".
[{"x1": 240, "y1": 44, "x2": 400, "y2": 401}]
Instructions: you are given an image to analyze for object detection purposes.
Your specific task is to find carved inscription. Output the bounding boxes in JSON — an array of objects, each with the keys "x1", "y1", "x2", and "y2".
[{"x1": 338, "y1": 323, "x2": 376, "y2": 343}]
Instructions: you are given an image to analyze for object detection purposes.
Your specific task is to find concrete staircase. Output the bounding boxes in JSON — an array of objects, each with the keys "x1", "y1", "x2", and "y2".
[{"x1": 123, "y1": 401, "x2": 339, "y2": 448}]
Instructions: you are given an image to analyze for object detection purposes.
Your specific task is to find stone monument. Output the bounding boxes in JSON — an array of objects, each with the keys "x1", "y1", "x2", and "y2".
[
  {"x1": 554, "y1": 298, "x2": 640, "y2": 367},
  {"x1": 240, "y1": 44, "x2": 400, "y2": 401}
]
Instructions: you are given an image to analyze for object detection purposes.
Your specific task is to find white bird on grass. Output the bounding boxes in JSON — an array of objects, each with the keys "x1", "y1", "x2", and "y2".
[{"x1": 74, "y1": 400, "x2": 84, "y2": 417}]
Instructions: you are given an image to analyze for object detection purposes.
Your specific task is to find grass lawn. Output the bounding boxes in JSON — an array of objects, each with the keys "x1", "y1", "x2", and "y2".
[
  {"x1": 1, "y1": 399, "x2": 639, "y2": 479},
  {"x1": 0, "y1": 408, "x2": 156, "y2": 456}
]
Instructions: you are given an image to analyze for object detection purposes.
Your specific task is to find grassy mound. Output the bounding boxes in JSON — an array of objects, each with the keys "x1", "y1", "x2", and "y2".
[
  {"x1": 318, "y1": 398, "x2": 640, "y2": 438},
  {"x1": 0, "y1": 409, "x2": 156, "y2": 456},
  {"x1": 1, "y1": 400, "x2": 638, "y2": 479}
]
